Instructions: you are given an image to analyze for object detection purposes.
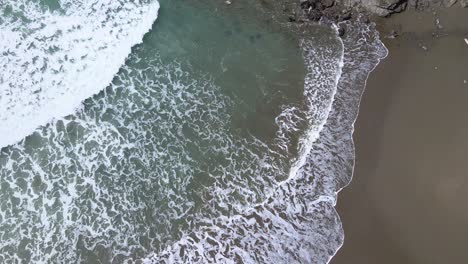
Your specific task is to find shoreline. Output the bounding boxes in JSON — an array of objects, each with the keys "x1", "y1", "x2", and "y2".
[
  {"x1": 277, "y1": 1, "x2": 468, "y2": 262},
  {"x1": 332, "y1": 6, "x2": 468, "y2": 263},
  {"x1": 274, "y1": 1, "x2": 468, "y2": 262}
]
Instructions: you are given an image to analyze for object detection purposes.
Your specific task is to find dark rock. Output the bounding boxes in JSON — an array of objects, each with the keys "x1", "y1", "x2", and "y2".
[
  {"x1": 309, "y1": 0, "x2": 320, "y2": 9},
  {"x1": 338, "y1": 26, "x2": 346, "y2": 36},
  {"x1": 442, "y1": 0, "x2": 458, "y2": 7},
  {"x1": 300, "y1": 0, "x2": 310, "y2": 9},
  {"x1": 377, "y1": 0, "x2": 408, "y2": 15},
  {"x1": 322, "y1": 6, "x2": 340, "y2": 20},
  {"x1": 339, "y1": 9, "x2": 353, "y2": 21},
  {"x1": 360, "y1": 14, "x2": 371, "y2": 24},
  {"x1": 307, "y1": 9, "x2": 323, "y2": 21},
  {"x1": 407, "y1": 0, "x2": 419, "y2": 8},
  {"x1": 336, "y1": 0, "x2": 408, "y2": 16},
  {"x1": 407, "y1": 0, "x2": 430, "y2": 10},
  {"x1": 315, "y1": 2, "x2": 325, "y2": 10},
  {"x1": 291, "y1": 0, "x2": 465, "y2": 25},
  {"x1": 393, "y1": 1, "x2": 408, "y2": 12},
  {"x1": 321, "y1": 0, "x2": 335, "y2": 8},
  {"x1": 389, "y1": 29, "x2": 399, "y2": 37}
]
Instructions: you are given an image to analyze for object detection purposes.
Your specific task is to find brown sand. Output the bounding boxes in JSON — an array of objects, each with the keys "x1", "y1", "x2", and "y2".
[{"x1": 332, "y1": 7, "x2": 468, "y2": 264}]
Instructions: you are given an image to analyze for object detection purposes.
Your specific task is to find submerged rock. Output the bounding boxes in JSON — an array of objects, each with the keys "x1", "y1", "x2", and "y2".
[
  {"x1": 308, "y1": 9, "x2": 323, "y2": 21},
  {"x1": 388, "y1": 29, "x2": 399, "y2": 38},
  {"x1": 321, "y1": 0, "x2": 335, "y2": 8},
  {"x1": 338, "y1": 25, "x2": 346, "y2": 36}
]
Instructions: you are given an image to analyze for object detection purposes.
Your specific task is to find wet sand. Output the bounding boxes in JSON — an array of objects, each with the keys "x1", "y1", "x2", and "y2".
[{"x1": 332, "y1": 7, "x2": 468, "y2": 264}]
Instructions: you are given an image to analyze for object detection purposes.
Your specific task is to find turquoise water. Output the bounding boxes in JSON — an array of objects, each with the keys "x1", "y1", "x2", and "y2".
[{"x1": 0, "y1": 0, "x2": 387, "y2": 263}]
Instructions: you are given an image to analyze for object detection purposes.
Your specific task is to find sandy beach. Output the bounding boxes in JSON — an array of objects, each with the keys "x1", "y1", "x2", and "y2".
[{"x1": 332, "y1": 6, "x2": 468, "y2": 264}]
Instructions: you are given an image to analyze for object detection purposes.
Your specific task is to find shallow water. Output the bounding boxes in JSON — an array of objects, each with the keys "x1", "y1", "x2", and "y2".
[{"x1": 0, "y1": 0, "x2": 386, "y2": 263}]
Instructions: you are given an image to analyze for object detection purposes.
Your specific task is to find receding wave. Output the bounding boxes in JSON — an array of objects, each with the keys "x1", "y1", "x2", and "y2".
[
  {"x1": 0, "y1": 0, "x2": 160, "y2": 148},
  {"x1": 145, "y1": 18, "x2": 388, "y2": 264}
]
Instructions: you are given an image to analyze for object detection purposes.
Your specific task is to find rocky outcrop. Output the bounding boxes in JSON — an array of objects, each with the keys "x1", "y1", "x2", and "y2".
[
  {"x1": 340, "y1": 0, "x2": 407, "y2": 16},
  {"x1": 295, "y1": 0, "x2": 411, "y2": 22},
  {"x1": 294, "y1": 0, "x2": 355, "y2": 22},
  {"x1": 337, "y1": 0, "x2": 467, "y2": 16},
  {"x1": 287, "y1": 0, "x2": 467, "y2": 29}
]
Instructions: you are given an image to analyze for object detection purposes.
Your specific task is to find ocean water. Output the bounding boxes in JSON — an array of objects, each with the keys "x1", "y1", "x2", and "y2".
[{"x1": 0, "y1": 0, "x2": 387, "y2": 263}]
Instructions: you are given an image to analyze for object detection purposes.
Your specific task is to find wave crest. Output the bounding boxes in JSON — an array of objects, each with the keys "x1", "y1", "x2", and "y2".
[{"x1": 0, "y1": 0, "x2": 160, "y2": 149}]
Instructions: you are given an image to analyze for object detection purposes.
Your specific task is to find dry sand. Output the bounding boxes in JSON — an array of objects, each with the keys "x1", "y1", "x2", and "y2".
[{"x1": 332, "y1": 7, "x2": 468, "y2": 264}]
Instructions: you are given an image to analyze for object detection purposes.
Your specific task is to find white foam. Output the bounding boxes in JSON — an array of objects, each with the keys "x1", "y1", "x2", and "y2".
[
  {"x1": 144, "y1": 25, "x2": 348, "y2": 263},
  {"x1": 0, "y1": 5, "x2": 389, "y2": 263},
  {"x1": 0, "y1": 55, "x2": 243, "y2": 262},
  {"x1": 0, "y1": 0, "x2": 160, "y2": 149},
  {"x1": 143, "y1": 18, "x2": 390, "y2": 264},
  {"x1": 283, "y1": 32, "x2": 345, "y2": 187}
]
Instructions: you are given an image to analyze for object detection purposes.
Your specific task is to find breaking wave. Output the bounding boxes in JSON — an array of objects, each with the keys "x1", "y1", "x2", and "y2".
[{"x1": 0, "y1": 0, "x2": 160, "y2": 148}]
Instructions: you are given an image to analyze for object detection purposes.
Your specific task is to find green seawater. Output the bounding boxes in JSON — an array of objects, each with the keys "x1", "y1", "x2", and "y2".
[{"x1": 0, "y1": 0, "x2": 352, "y2": 263}]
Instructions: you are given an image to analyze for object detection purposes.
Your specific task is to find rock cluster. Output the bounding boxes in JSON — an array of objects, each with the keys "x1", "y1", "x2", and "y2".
[
  {"x1": 292, "y1": 0, "x2": 354, "y2": 22},
  {"x1": 343, "y1": 0, "x2": 468, "y2": 16},
  {"x1": 291, "y1": 0, "x2": 468, "y2": 24}
]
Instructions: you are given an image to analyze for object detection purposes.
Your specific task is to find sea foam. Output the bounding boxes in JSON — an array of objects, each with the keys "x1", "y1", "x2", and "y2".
[
  {"x1": 144, "y1": 18, "x2": 388, "y2": 264},
  {"x1": 145, "y1": 24, "x2": 346, "y2": 264},
  {"x1": 0, "y1": 2, "x2": 388, "y2": 262},
  {"x1": 0, "y1": 0, "x2": 160, "y2": 149}
]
